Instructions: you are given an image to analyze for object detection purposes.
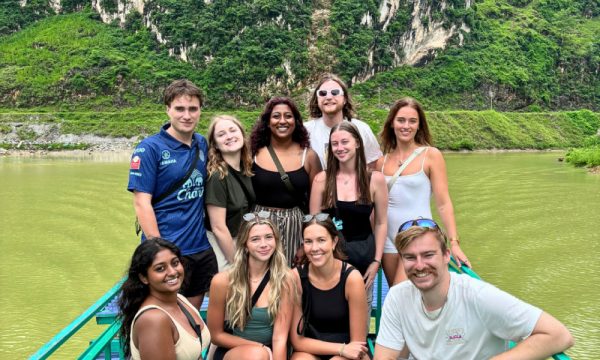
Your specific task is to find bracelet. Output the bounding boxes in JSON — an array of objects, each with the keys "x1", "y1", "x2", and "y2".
[
  {"x1": 339, "y1": 343, "x2": 346, "y2": 357},
  {"x1": 372, "y1": 259, "x2": 382, "y2": 266},
  {"x1": 450, "y1": 237, "x2": 460, "y2": 245}
]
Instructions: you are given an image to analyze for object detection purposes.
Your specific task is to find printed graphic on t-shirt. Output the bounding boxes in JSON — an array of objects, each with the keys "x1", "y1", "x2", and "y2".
[
  {"x1": 446, "y1": 328, "x2": 466, "y2": 345},
  {"x1": 130, "y1": 155, "x2": 141, "y2": 170},
  {"x1": 177, "y1": 169, "x2": 204, "y2": 201}
]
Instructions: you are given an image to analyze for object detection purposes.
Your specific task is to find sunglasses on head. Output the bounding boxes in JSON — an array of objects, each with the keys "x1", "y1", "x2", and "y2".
[
  {"x1": 317, "y1": 88, "x2": 344, "y2": 97},
  {"x1": 398, "y1": 218, "x2": 440, "y2": 233},
  {"x1": 302, "y1": 213, "x2": 330, "y2": 223},
  {"x1": 242, "y1": 210, "x2": 271, "y2": 222}
]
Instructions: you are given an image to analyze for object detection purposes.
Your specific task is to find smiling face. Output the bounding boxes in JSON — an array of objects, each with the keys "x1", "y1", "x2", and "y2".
[
  {"x1": 393, "y1": 106, "x2": 420, "y2": 144},
  {"x1": 166, "y1": 95, "x2": 201, "y2": 142},
  {"x1": 400, "y1": 231, "x2": 450, "y2": 293},
  {"x1": 139, "y1": 248, "x2": 184, "y2": 294},
  {"x1": 246, "y1": 223, "x2": 276, "y2": 263},
  {"x1": 303, "y1": 223, "x2": 338, "y2": 267},
  {"x1": 269, "y1": 104, "x2": 296, "y2": 140},
  {"x1": 213, "y1": 118, "x2": 244, "y2": 154},
  {"x1": 330, "y1": 129, "x2": 359, "y2": 164},
  {"x1": 317, "y1": 80, "x2": 345, "y2": 116}
]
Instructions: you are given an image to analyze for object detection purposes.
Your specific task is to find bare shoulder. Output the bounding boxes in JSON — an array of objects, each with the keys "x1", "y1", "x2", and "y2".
[
  {"x1": 313, "y1": 170, "x2": 327, "y2": 183},
  {"x1": 210, "y1": 271, "x2": 230, "y2": 289},
  {"x1": 345, "y1": 267, "x2": 365, "y2": 287},
  {"x1": 134, "y1": 307, "x2": 172, "y2": 331},
  {"x1": 370, "y1": 170, "x2": 386, "y2": 185},
  {"x1": 374, "y1": 156, "x2": 385, "y2": 170},
  {"x1": 427, "y1": 146, "x2": 444, "y2": 159}
]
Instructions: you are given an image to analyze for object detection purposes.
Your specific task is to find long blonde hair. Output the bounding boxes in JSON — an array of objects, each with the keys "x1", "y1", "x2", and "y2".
[
  {"x1": 225, "y1": 216, "x2": 292, "y2": 330},
  {"x1": 207, "y1": 115, "x2": 253, "y2": 178}
]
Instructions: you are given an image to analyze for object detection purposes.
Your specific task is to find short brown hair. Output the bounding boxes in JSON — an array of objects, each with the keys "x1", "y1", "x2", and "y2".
[
  {"x1": 308, "y1": 73, "x2": 355, "y2": 120},
  {"x1": 380, "y1": 97, "x2": 432, "y2": 153},
  {"x1": 163, "y1": 79, "x2": 203, "y2": 107},
  {"x1": 394, "y1": 226, "x2": 448, "y2": 255}
]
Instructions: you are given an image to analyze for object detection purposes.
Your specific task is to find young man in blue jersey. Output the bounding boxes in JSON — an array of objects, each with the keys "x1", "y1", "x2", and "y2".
[{"x1": 127, "y1": 79, "x2": 216, "y2": 309}]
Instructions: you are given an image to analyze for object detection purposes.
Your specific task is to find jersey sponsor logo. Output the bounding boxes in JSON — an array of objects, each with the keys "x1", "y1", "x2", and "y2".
[
  {"x1": 177, "y1": 169, "x2": 204, "y2": 201},
  {"x1": 445, "y1": 328, "x2": 465, "y2": 345},
  {"x1": 160, "y1": 159, "x2": 177, "y2": 165},
  {"x1": 133, "y1": 147, "x2": 145, "y2": 154},
  {"x1": 130, "y1": 155, "x2": 141, "y2": 170},
  {"x1": 162, "y1": 150, "x2": 171, "y2": 160}
]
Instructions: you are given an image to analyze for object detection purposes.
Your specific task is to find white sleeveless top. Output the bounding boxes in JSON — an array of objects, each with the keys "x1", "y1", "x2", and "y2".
[
  {"x1": 130, "y1": 294, "x2": 210, "y2": 360},
  {"x1": 383, "y1": 148, "x2": 432, "y2": 243}
]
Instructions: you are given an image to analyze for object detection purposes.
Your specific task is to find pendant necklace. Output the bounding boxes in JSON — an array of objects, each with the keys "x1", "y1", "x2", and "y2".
[{"x1": 420, "y1": 296, "x2": 447, "y2": 321}]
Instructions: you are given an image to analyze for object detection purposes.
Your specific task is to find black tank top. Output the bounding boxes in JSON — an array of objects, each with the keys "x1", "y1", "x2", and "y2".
[
  {"x1": 324, "y1": 200, "x2": 373, "y2": 242},
  {"x1": 299, "y1": 262, "x2": 354, "y2": 342},
  {"x1": 251, "y1": 163, "x2": 309, "y2": 208}
]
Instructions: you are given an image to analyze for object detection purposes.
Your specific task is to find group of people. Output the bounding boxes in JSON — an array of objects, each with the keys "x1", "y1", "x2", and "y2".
[{"x1": 119, "y1": 76, "x2": 574, "y2": 359}]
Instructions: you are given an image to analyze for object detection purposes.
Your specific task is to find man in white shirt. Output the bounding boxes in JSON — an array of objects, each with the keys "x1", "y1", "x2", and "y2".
[
  {"x1": 374, "y1": 219, "x2": 574, "y2": 360},
  {"x1": 305, "y1": 74, "x2": 382, "y2": 169}
]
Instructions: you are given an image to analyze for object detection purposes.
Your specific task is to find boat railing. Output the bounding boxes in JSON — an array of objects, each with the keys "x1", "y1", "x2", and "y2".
[{"x1": 29, "y1": 277, "x2": 126, "y2": 360}]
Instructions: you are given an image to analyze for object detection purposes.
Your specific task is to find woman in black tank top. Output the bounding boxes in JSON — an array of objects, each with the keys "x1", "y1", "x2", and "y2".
[{"x1": 290, "y1": 215, "x2": 368, "y2": 360}]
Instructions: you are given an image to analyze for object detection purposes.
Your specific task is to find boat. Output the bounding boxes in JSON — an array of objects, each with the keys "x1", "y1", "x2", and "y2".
[{"x1": 30, "y1": 259, "x2": 571, "y2": 359}]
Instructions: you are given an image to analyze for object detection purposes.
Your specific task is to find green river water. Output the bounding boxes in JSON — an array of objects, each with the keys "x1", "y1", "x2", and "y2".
[{"x1": 0, "y1": 151, "x2": 598, "y2": 358}]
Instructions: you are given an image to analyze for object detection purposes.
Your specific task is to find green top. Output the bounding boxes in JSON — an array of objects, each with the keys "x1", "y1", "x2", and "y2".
[
  {"x1": 205, "y1": 166, "x2": 255, "y2": 237},
  {"x1": 232, "y1": 307, "x2": 273, "y2": 345}
]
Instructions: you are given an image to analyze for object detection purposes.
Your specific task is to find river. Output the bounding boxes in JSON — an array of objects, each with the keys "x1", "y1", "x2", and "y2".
[{"x1": 0, "y1": 151, "x2": 598, "y2": 358}]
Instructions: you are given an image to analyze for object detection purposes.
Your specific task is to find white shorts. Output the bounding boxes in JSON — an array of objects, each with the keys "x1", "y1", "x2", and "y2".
[{"x1": 383, "y1": 236, "x2": 399, "y2": 254}]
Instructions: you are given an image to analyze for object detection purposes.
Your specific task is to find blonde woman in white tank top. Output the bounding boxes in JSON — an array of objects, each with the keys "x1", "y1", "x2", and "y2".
[{"x1": 375, "y1": 98, "x2": 471, "y2": 285}]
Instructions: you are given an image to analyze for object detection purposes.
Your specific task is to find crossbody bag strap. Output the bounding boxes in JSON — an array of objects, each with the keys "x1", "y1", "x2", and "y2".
[
  {"x1": 386, "y1": 146, "x2": 427, "y2": 192},
  {"x1": 267, "y1": 145, "x2": 297, "y2": 194},
  {"x1": 152, "y1": 147, "x2": 200, "y2": 206},
  {"x1": 251, "y1": 269, "x2": 271, "y2": 308},
  {"x1": 228, "y1": 165, "x2": 255, "y2": 208},
  {"x1": 296, "y1": 265, "x2": 311, "y2": 335},
  {"x1": 177, "y1": 300, "x2": 203, "y2": 349}
]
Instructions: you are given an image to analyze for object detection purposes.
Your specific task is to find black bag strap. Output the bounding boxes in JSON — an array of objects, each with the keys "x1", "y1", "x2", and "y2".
[
  {"x1": 297, "y1": 264, "x2": 311, "y2": 335},
  {"x1": 251, "y1": 269, "x2": 271, "y2": 308},
  {"x1": 177, "y1": 300, "x2": 203, "y2": 349},
  {"x1": 228, "y1": 165, "x2": 255, "y2": 209},
  {"x1": 267, "y1": 145, "x2": 296, "y2": 193},
  {"x1": 152, "y1": 147, "x2": 200, "y2": 206},
  {"x1": 136, "y1": 147, "x2": 200, "y2": 236}
]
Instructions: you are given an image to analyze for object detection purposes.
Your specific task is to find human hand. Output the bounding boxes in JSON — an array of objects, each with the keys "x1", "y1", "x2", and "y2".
[
  {"x1": 363, "y1": 262, "x2": 379, "y2": 290},
  {"x1": 340, "y1": 341, "x2": 368, "y2": 359},
  {"x1": 451, "y1": 244, "x2": 471, "y2": 268}
]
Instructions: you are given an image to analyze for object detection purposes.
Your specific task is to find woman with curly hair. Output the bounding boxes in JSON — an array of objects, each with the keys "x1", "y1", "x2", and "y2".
[
  {"x1": 118, "y1": 238, "x2": 210, "y2": 360},
  {"x1": 205, "y1": 115, "x2": 255, "y2": 269},
  {"x1": 375, "y1": 97, "x2": 470, "y2": 285},
  {"x1": 207, "y1": 212, "x2": 295, "y2": 360},
  {"x1": 250, "y1": 97, "x2": 322, "y2": 266}
]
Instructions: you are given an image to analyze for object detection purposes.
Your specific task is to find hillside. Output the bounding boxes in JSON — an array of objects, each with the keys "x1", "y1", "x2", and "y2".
[{"x1": 0, "y1": 0, "x2": 598, "y2": 111}]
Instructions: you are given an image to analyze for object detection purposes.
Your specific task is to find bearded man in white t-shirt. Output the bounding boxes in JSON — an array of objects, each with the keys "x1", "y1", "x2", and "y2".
[
  {"x1": 305, "y1": 73, "x2": 382, "y2": 170},
  {"x1": 374, "y1": 219, "x2": 574, "y2": 360}
]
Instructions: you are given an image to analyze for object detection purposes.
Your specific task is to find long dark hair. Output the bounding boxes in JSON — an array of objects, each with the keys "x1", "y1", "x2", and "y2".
[
  {"x1": 250, "y1": 96, "x2": 310, "y2": 155},
  {"x1": 380, "y1": 97, "x2": 432, "y2": 153},
  {"x1": 322, "y1": 121, "x2": 371, "y2": 208},
  {"x1": 118, "y1": 238, "x2": 182, "y2": 358},
  {"x1": 301, "y1": 215, "x2": 347, "y2": 263}
]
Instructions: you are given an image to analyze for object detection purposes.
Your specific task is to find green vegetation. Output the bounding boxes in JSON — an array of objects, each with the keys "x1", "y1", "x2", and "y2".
[
  {"x1": 1, "y1": 109, "x2": 598, "y2": 151},
  {"x1": 1, "y1": 1, "x2": 597, "y2": 111},
  {"x1": 566, "y1": 135, "x2": 600, "y2": 167}
]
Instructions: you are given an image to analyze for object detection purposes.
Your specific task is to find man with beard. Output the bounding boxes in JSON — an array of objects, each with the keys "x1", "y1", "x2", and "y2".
[
  {"x1": 374, "y1": 219, "x2": 574, "y2": 360},
  {"x1": 128, "y1": 79, "x2": 217, "y2": 310},
  {"x1": 305, "y1": 73, "x2": 382, "y2": 169}
]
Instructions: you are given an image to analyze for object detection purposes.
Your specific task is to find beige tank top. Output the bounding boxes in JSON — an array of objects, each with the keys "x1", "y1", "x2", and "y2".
[{"x1": 130, "y1": 294, "x2": 210, "y2": 360}]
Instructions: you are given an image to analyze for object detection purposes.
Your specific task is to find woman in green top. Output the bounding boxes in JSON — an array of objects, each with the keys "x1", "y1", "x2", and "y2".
[
  {"x1": 207, "y1": 212, "x2": 294, "y2": 360},
  {"x1": 206, "y1": 115, "x2": 256, "y2": 268}
]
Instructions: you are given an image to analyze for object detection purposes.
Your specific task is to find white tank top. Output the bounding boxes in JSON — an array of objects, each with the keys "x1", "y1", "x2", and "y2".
[{"x1": 383, "y1": 148, "x2": 432, "y2": 242}]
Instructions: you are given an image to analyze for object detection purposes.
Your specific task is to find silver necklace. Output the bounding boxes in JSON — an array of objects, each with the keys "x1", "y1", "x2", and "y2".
[{"x1": 420, "y1": 297, "x2": 447, "y2": 321}]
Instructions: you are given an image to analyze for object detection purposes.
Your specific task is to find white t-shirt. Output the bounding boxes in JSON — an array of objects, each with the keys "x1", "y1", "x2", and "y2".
[
  {"x1": 304, "y1": 117, "x2": 382, "y2": 169},
  {"x1": 376, "y1": 273, "x2": 542, "y2": 360}
]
